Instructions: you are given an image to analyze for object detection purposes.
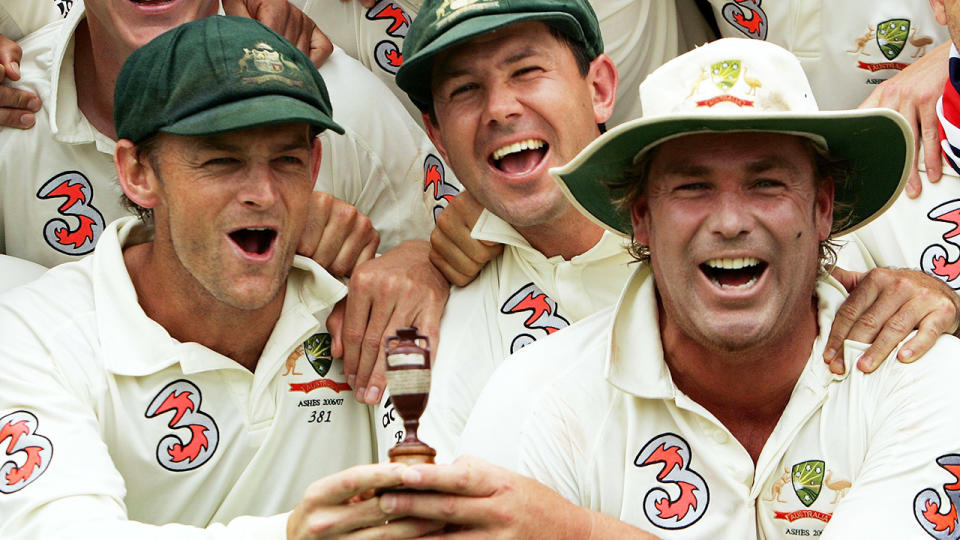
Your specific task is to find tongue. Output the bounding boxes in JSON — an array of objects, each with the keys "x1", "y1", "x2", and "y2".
[
  {"x1": 232, "y1": 230, "x2": 269, "y2": 255},
  {"x1": 498, "y1": 149, "x2": 542, "y2": 174},
  {"x1": 715, "y1": 267, "x2": 757, "y2": 287}
]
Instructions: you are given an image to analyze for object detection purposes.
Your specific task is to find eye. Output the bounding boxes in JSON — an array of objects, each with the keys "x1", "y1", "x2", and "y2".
[
  {"x1": 513, "y1": 65, "x2": 543, "y2": 78},
  {"x1": 448, "y1": 82, "x2": 479, "y2": 100},
  {"x1": 752, "y1": 178, "x2": 786, "y2": 190},
  {"x1": 275, "y1": 155, "x2": 304, "y2": 166},
  {"x1": 675, "y1": 182, "x2": 709, "y2": 192},
  {"x1": 202, "y1": 157, "x2": 241, "y2": 167}
]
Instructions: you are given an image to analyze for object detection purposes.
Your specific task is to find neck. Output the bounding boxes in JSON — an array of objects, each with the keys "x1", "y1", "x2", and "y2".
[
  {"x1": 660, "y1": 297, "x2": 819, "y2": 464},
  {"x1": 515, "y1": 205, "x2": 605, "y2": 260},
  {"x1": 123, "y1": 242, "x2": 284, "y2": 372},
  {"x1": 73, "y1": 18, "x2": 127, "y2": 140}
]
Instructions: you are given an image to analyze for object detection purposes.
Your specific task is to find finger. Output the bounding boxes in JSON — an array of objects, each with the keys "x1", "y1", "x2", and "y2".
[
  {"x1": 307, "y1": 463, "x2": 406, "y2": 504},
  {"x1": 853, "y1": 303, "x2": 918, "y2": 373},
  {"x1": 824, "y1": 272, "x2": 877, "y2": 374},
  {"x1": 921, "y1": 107, "x2": 944, "y2": 184},
  {"x1": 293, "y1": 15, "x2": 313, "y2": 64},
  {"x1": 0, "y1": 83, "x2": 41, "y2": 112},
  {"x1": 220, "y1": 0, "x2": 253, "y2": 19},
  {"x1": 428, "y1": 248, "x2": 473, "y2": 287},
  {"x1": 341, "y1": 285, "x2": 378, "y2": 395},
  {"x1": 905, "y1": 169, "x2": 922, "y2": 199},
  {"x1": 350, "y1": 518, "x2": 446, "y2": 540},
  {"x1": 354, "y1": 292, "x2": 402, "y2": 403},
  {"x1": 328, "y1": 217, "x2": 378, "y2": 278},
  {"x1": 297, "y1": 192, "x2": 332, "y2": 259},
  {"x1": 0, "y1": 107, "x2": 37, "y2": 129},
  {"x1": 326, "y1": 300, "x2": 346, "y2": 359},
  {"x1": 0, "y1": 36, "x2": 22, "y2": 81},
  {"x1": 359, "y1": 0, "x2": 379, "y2": 8},
  {"x1": 898, "y1": 311, "x2": 951, "y2": 365},
  {"x1": 310, "y1": 26, "x2": 334, "y2": 67},
  {"x1": 429, "y1": 228, "x2": 484, "y2": 283}
]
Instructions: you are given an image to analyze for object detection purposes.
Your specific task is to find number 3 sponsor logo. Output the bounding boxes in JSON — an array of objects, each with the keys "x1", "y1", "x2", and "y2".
[
  {"x1": 635, "y1": 433, "x2": 710, "y2": 529},
  {"x1": 0, "y1": 410, "x2": 53, "y2": 494},
  {"x1": 145, "y1": 380, "x2": 219, "y2": 472}
]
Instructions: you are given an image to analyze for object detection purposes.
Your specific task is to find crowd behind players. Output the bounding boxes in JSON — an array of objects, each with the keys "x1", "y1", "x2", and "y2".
[{"x1": 3, "y1": 0, "x2": 960, "y2": 538}]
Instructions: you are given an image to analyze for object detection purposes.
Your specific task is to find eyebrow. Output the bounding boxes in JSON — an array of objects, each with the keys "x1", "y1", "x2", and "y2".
[
  {"x1": 661, "y1": 156, "x2": 803, "y2": 177},
  {"x1": 194, "y1": 134, "x2": 311, "y2": 154},
  {"x1": 436, "y1": 47, "x2": 541, "y2": 81}
]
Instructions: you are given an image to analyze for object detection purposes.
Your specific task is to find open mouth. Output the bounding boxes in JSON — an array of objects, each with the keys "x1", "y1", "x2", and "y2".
[
  {"x1": 489, "y1": 138, "x2": 548, "y2": 174},
  {"x1": 700, "y1": 257, "x2": 767, "y2": 289},
  {"x1": 128, "y1": 0, "x2": 176, "y2": 4},
  {"x1": 228, "y1": 228, "x2": 277, "y2": 256}
]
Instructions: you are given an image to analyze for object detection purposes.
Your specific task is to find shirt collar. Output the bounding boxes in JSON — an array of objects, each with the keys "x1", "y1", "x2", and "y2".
[
  {"x1": 45, "y1": 4, "x2": 115, "y2": 153},
  {"x1": 96, "y1": 217, "x2": 347, "y2": 376},
  {"x1": 605, "y1": 266, "x2": 851, "y2": 399}
]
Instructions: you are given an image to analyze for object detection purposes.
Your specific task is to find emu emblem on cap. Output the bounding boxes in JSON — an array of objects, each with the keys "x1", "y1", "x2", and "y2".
[{"x1": 238, "y1": 42, "x2": 304, "y2": 86}]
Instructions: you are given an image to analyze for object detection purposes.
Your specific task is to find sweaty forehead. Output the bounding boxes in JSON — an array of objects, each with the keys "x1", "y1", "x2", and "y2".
[
  {"x1": 647, "y1": 132, "x2": 817, "y2": 180},
  {"x1": 430, "y1": 21, "x2": 561, "y2": 82}
]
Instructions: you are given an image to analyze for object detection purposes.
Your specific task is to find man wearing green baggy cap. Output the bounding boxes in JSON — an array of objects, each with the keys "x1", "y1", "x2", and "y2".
[
  {"x1": 428, "y1": 38, "x2": 960, "y2": 538},
  {"x1": 0, "y1": 16, "x2": 450, "y2": 539}
]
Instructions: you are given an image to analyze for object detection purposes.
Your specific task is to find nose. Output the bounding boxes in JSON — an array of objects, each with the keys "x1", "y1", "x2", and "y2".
[
  {"x1": 482, "y1": 82, "x2": 523, "y2": 125},
  {"x1": 237, "y1": 163, "x2": 278, "y2": 209},
  {"x1": 709, "y1": 190, "x2": 753, "y2": 239}
]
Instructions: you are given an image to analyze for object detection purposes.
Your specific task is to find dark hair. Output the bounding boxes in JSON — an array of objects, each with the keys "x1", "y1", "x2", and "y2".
[{"x1": 610, "y1": 136, "x2": 854, "y2": 272}]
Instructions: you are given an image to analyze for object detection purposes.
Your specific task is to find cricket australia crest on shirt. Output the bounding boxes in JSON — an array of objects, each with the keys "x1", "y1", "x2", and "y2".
[
  {"x1": 286, "y1": 333, "x2": 352, "y2": 394},
  {"x1": 500, "y1": 283, "x2": 569, "y2": 354},
  {"x1": 719, "y1": 0, "x2": 767, "y2": 40},
  {"x1": 423, "y1": 154, "x2": 459, "y2": 222},
  {"x1": 365, "y1": 0, "x2": 412, "y2": 74},
  {"x1": 0, "y1": 410, "x2": 53, "y2": 494},
  {"x1": 848, "y1": 19, "x2": 934, "y2": 78},
  {"x1": 144, "y1": 380, "x2": 219, "y2": 472},
  {"x1": 921, "y1": 199, "x2": 960, "y2": 289},
  {"x1": 634, "y1": 433, "x2": 709, "y2": 529},
  {"x1": 914, "y1": 454, "x2": 960, "y2": 539},
  {"x1": 36, "y1": 171, "x2": 106, "y2": 256},
  {"x1": 791, "y1": 460, "x2": 825, "y2": 507}
]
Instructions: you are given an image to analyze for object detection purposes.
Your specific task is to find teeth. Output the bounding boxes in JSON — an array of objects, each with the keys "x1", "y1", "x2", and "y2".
[
  {"x1": 248, "y1": 227, "x2": 269, "y2": 231},
  {"x1": 492, "y1": 139, "x2": 544, "y2": 161},
  {"x1": 704, "y1": 257, "x2": 760, "y2": 270}
]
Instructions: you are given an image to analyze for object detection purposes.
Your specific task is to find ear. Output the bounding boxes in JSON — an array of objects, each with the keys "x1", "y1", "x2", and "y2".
[
  {"x1": 587, "y1": 53, "x2": 619, "y2": 125},
  {"x1": 814, "y1": 178, "x2": 835, "y2": 242},
  {"x1": 931, "y1": 0, "x2": 947, "y2": 26},
  {"x1": 310, "y1": 136, "x2": 323, "y2": 181},
  {"x1": 422, "y1": 111, "x2": 450, "y2": 163},
  {"x1": 629, "y1": 196, "x2": 651, "y2": 247},
  {"x1": 115, "y1": 139, "x2": 161, "y2": 210}
]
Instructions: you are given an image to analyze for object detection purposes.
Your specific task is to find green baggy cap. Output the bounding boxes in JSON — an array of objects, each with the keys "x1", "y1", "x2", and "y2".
[
  {"x1": 395, "y1": 0, "x2": 603, "y2": 111},
  {"x1": 114, "y1": 15, "x2": 343, "y2": 144}
]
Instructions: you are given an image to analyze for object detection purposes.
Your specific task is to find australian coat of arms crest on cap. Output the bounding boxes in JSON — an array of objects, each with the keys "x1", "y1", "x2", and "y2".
[{"x1": 237, "y1": 42, "x2": 304, "y2": 87}]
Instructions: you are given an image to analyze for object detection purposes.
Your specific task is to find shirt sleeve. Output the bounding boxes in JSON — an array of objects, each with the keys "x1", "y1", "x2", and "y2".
[{"x1": 821, "y1": 337, "x2": 960, "y2": 539}]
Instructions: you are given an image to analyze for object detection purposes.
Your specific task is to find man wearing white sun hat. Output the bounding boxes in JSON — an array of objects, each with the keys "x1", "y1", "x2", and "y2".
[{"x1": 446, "y1": 37, "x2": 960, "y2": 538}]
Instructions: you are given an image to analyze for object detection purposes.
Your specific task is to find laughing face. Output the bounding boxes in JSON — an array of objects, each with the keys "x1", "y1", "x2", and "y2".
[
  {"x1": 144, "y1": 123, "x2": 319, "y2": 311},
  {"x1": 83, "y1": 0, "x2": 219, "y2": 55},
  {"x1": 425, "y1": 21, "x2": 608, "y2": 229},
  {"x1": 631, "y1": 132, "x2": 834, "y2": 354}
]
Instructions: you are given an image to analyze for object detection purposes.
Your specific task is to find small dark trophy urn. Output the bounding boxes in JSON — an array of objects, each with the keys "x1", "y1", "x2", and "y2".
[{"x1": 385, "y1": 327, "x2": 436, "y2": 465}]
